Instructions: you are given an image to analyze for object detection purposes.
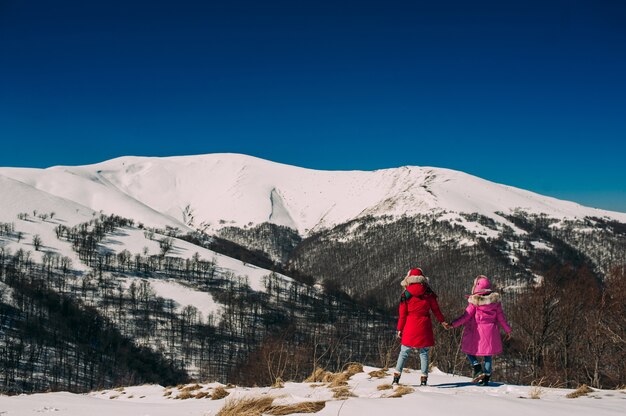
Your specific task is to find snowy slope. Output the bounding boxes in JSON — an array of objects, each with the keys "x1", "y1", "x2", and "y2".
[
  {"x1": 2, "y1": 154, "x2": 624, "y2": 237},
  {"x1": 0, "y1": 367, "x2": 623, "y2": 416}
]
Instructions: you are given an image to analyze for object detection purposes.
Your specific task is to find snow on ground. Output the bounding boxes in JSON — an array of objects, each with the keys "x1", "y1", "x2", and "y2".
[
  {"x1": 0, "y1": 216, "x2": 90, "y2": 272},
  {"x1": 101, "y1": 227, "x2": 288, "y2": 292},
  {"x1": 1, "y1": 367, "x2": 623, "y2": 416},
  {"x1": 121, "y1": 277, "x2": 222, "y2": 322},
  {"x1": 530, "y1": 241, "x2": 552, "y2": 251}
]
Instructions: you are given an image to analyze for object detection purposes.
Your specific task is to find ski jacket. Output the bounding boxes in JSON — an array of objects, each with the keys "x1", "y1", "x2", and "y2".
[
  {"x1": 396, "y1": 281, "x2": 446, "y2": 348},
  {"x1": 451, "y1": 292, "x2": 511, "y2": 356}
]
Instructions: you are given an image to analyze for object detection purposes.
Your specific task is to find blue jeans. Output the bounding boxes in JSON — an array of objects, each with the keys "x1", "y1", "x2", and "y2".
[
  {"x1": 395, "y1": 345, "x2": 430, "y2": 376},
  {"x1": 467, "y1": 354, "x2": 492, "y2": 375}
]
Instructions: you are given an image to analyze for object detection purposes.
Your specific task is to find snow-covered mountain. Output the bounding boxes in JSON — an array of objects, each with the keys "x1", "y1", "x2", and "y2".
[{"x1": 2, "y1": 153, "x2": 624, "y2": 236}]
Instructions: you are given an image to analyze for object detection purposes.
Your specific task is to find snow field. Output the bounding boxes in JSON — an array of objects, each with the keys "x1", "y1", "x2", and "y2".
[{"x1": 1, "y1": 367, "x2": 623, "y2": 416}]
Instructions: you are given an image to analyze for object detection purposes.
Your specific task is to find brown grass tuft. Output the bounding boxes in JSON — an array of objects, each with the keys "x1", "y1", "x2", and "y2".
[
  {"x1": 266, "y1": 401, "x2": 326, "y2": 415},
  {"x1": 176, "y1": 391, "x2": 194, "y2": 400},
  {"x1": 388, "y1": 385, "x2": 414, "y2": 398},
  {"x1": 305, "y1": 367, "x2": 332, "y2": 383},
  {"x1": 332, "y1": 386, "x2": 357, "y2": 400},
  {"x1": 345, "y1": 363, "x2": 364, "y2": 377},
  {"x1": 195, "y1": 391, "x2": 211, "y2": 399},
  {"x1": 216, "y1": 396, "x2": 275, "y2": 416},
  {"x1": 368, "y1": 369, "x2": 389, "y2": 379},
  {"x1": 377, "y1": 384, "x2": 393, "y2": 391},
  {"x1": 272, "y1": 377, "x2": 285, "y2": 388},
  {"x1": 528, "y1": 385, "x2": 543, "y2": 399},
  {"x1": 566, "y1": 384, "x2": 594, "y2": 399},
  {"x1": 216, "y1": 396, "x2": 325, "y2": 416},
  {"x1": 212, "y1": 386, "x2": 230, "y2": 400},
  {"x1": 181, "y1": 383, "x2": 202, "y2": 392},
  {"x1": 327, "y1": 372, "x2": 350, "y2": 388}
]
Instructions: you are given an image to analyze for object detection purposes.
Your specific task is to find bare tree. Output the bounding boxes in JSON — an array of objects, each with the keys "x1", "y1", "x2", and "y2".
[{"x1": 32, "y1": 234, "x2": 42, "y2": 251}]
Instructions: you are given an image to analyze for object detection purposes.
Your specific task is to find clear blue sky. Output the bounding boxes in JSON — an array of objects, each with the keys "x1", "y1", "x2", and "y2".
[{"x1": 1, "y1": 0, "x2": 625, "y2": 212}]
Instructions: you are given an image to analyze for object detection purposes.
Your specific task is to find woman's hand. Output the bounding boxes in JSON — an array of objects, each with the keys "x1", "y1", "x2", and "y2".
[
  {"x1": 396, "y1": 330, "x2": 402, "y2": 339},
  {"x1": 442, "y1": 322, "x2": 451, "y2": 330}
]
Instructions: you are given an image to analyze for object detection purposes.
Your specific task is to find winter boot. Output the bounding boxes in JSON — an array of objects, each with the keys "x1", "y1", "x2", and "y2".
[
  {"x1": 392, "y1": 372, "x2": 401, "y2": 385},
  {"x1": 420, "y1": 375, "x2": 428, "y2": 386},
  {"x1": 471, "y1": 364, "x2": 484, "y2": 382},
  {"x1": 478, "y1": 374, "x2": 491, "y2": 386}
]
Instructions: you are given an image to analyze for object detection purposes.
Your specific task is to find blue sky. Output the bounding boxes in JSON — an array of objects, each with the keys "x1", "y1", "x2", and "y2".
[{"x1": 1, "y1": 0, "x2": 625, "y2": 212}]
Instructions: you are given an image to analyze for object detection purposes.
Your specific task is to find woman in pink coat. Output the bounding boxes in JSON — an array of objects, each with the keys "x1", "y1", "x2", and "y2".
[
  {"x1": 393, "y1": 268, "x2": 447, "y2": 386},
  {"x1": 449, "y1": 275, "x2": 511, "y2": 386}
]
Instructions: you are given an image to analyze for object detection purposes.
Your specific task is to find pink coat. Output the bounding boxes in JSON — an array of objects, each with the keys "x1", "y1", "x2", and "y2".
[{"x1": 451, "y1": 292, "x2": 511, "y2": 356}]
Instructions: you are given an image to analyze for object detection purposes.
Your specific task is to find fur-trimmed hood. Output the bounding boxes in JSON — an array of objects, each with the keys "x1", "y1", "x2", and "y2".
[
  {"x1": 401, "y1": 274, "x2": 429, "y2": 287},
  {"x1": 467, "y1": 291, "x2": 501, "y2": 306}
]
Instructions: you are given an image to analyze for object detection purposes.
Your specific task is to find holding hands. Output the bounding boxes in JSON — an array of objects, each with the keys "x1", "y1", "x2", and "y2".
[{"x1": 442, "y1": 322, "x2": 451, "y2": 330}]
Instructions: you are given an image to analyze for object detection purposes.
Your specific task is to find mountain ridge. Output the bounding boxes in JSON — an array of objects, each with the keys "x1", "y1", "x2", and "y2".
[{"x1": 2, "y1": 153, "x2": 624, "y2": 236}]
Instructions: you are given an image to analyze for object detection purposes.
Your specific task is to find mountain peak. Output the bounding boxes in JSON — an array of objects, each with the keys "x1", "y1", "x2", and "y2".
[{"x1": 2, "y1": 153, "x2": 625, "y2": 234}]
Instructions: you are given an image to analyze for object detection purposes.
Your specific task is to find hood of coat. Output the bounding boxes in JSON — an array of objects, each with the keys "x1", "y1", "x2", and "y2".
[
  {"x1": 467, "y1": 291, "x2": 501, "y2": 306},
  {"x1": 401, "y1": 273, "x2": 429, "y2": 287}
]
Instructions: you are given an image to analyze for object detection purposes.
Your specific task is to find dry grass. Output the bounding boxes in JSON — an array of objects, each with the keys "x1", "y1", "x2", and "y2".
[
  {"x1": 212, "y1": 386, "x2": 230, "y2": 400},
  {"x1": 327, "y1": 372, "x2": 350, "y2": 388},
  {"x1": 368, "y1": 369, "x2": 389, "y2": 379},
  {"x1": 272, "y1": 377, "x2": 285, "y2": 388},
  {"x1": 216, "y1": 396, "x2": 275, "y2": 416},
  {"x1": 266, "y1": 401, "x2": 326, "y2": 415},
  {"x1": 528, "y1": 385, "x2": 544, "y2": 399},
  {"x1": 332, "y1": 386, "x2": 357, "y2": 400},
  {"x1": 377, "y1": 384, "x2": 393, "y2": 391},
  {"x1": 305, "y1": 367, "x2": 332, "y2": 383},
  {"x1": 388, "y1": 385, "x2": 414, "y2": 398},
  {"x1": 163, "y1": 390, "x2": 172, "y2": 397},
  {"x1": 180, "y1": 383, "x2": 202, "y2": 392},
  {"x1": 195, "y1": 391, "x2": 211, "y2": 399},
  {"x1": 109, "y1": 395, "x2": 119, "y2": 400},
  {"x1": 176, "y1": 391, "x2": 194, "y2": 400},
  {"x1": 345, "y1": 363, "x2": 364, "y2": 377},
  {"x1": 566, "y1": 384, "x2": 594, "y2": 399},
  {"x1": 215, "y1": 396, "x2": 325, "y2": 416}
]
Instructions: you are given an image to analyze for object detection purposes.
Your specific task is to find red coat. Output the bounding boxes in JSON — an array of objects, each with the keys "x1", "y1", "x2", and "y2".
[{"x1": 396, "y1": 283, "x2": 446, "y2": 348}]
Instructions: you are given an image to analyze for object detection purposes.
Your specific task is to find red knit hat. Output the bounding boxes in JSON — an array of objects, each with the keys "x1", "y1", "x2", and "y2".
[{"x1": 408, "y1": 268, "x2": 423, "y2": 277}]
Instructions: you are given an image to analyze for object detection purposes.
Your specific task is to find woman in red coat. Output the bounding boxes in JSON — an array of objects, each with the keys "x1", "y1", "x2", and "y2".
[{"x1": 393, "y1": 268, "x2": 447, "y2": 386}]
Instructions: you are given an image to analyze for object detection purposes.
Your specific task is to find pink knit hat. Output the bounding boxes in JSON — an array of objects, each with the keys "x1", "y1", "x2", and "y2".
[{"x1": 469, "y1": 275, "x2": 492, "y2": 295}]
